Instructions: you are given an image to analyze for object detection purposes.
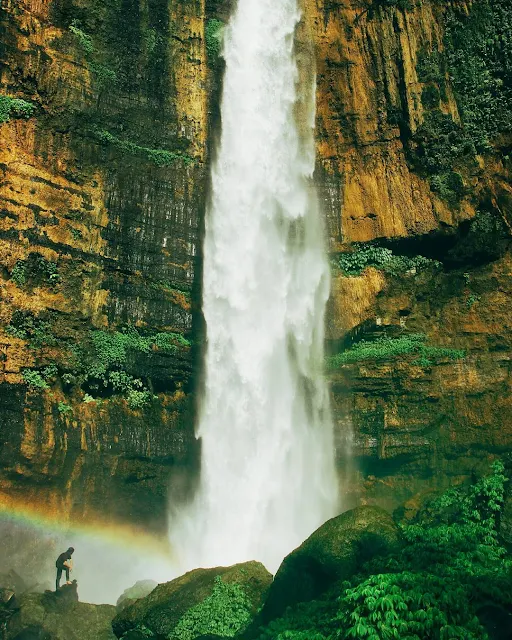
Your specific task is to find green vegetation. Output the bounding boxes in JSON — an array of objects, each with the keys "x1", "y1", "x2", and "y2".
[
  {"x1": 337, "y1": 244, "x2": 441, "y2": 277},
  {"x1": 57, "y1": 401, "x2": 73, "y2": 414},
  {"x1": 205, "y1": 19, "x2": 224, "y2": 60},
  {"x1": 466, "y1": 294, "x2": 481, "y2": 309},
  {"x1": 10, "y1": 254, "x2": 59, "y2": 288},
  {"x1": 69, "y1": 227, "x2": 83, "y2": 241},
  {"x1": 411, "y1": 0, "x2": 512, "y2": 205},
  {"x1": 69, "y1": 20, "x2": 118, "y2": 86},
  {"x1": 327, "y1": 334, "x2": 465, "y2": 369},
  {"x1": 257, "y1": 461, "x2": 510, "y2": 640},
  {"x1": 22, "y1": 365, "x2": 58, "y2": 390},
  {"x1": 64, "y1": 328, "x2": 191, "y2": 408},
  {"x1": 444, "y1": 0, "x2": 512, "y2": 152},
  {"x1": 149, "y1": 280, "x2": 192, "y2": 303},
  {"x1": 16, "y1": 324, "x2": 190, "y2": 406},
  {"x1": 410, "y1": 111, "x2": 471, "y2": 206},
  {"x1": 6, "y1": 311, "x2": 56, "y2": 348},
  {"x1": 69, "y1": 21, "x2": 94, "y2": 56},
  {"x1": 173, "y1": 576, "x2": 252, "y2": 639},
  {"x1": 0, "y1": 95, "x2": 35, "y2": 124},
  {"x1": 90, "y1": 127, "x2": 194, "y2": 167}
]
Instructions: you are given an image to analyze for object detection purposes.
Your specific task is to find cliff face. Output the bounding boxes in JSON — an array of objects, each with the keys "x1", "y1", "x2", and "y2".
[
  {"x1": 306, "y1": 0, "x2": 512, "y2": 512},
  {"x1": 0, "y1": 0, "x2": 208, "y2": 532},
  {"x1": 0, "y1": 0, "x2": 510, "y2": 533}
]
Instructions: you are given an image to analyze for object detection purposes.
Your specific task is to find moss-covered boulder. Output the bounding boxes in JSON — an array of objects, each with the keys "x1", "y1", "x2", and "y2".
[
  {"x1": 6, "y1": 589, "x2": 116, "y2": 640},
  {"x1": 258, "y1": 506, "x2": 401, "y2": 623},
  {"x1": 112, "y1": 561, "x2": 272, "y2": 640}
]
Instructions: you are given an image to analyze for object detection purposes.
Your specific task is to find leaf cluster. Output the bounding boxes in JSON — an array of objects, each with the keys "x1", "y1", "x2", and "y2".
[
  {"x1": 326, "y1": 334, "x2": 465, "y2": 369},
  {"x1": 10, "y1": 254, "x2": 59, "y2": 288},
  {"x1": 22, "y1": 364, "x2": 59, "y2": 390},
  {"x1": 5, "y1": 311, "x2": 56, "y2": 349},
  {"x1": 65, "y1": 327, "x2": 191, "y2": 408},
  {"x1": 172, "y1": 576, "x2": 252, "y2": 639},
  {"x1": 0, "y1": 95, "x2": 35, "y2": 124},
  {"x1": 69, "y1": 20, "x2": 118, "y2": 87},
  {"x1": 205, "y1": 19, "x2": 224, "y2": 61},
  {"x1": 337, "y1": 244, "x2": 441, "y2": 277},
  {"x1": 256, "y1": 462, "x2": 510, "y2": 640},
  {"x1": 90, "y1": 127, "x2": 194, "y2": 167}
]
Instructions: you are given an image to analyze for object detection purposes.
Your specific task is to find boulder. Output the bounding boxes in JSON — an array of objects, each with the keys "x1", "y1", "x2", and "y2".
[
  {"x1": 257, "y1": 506, "x2": 401, "y2": 624},
  {"x1": 116, "y1": 580, "x2": 158, "y2": 612},
  {"x1": 11, "y1": 626, "x2": 52, "y2": 640},
  {"x1": 0, "y1": 571, "x2": 27, "y2": 594},
  {"x1": 0, "y1": 588, "x2": 17, "y2": 607},
  {"x1": 112, "y1": 561, "x2": 272, "y2": 640},
  {"x1": 6, "y1": 589, "x2": 116, "y2": 640}
]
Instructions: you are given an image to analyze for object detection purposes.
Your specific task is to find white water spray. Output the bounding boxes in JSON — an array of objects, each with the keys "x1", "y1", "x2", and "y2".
[{"x1": 169, "y1": 0, "x2": 339, "y2": 573}]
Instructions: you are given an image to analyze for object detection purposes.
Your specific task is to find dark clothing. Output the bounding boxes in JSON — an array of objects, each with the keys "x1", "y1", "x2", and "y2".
[
  {"x1": 55, "y1": 567, "x2": 69, "y2": 591},
  {"x1": 55, "y1": 552, "x2": 72, "y2": 569},
  {"x1": 55, "y1": 551, "x2": 72, "y2": 591}
]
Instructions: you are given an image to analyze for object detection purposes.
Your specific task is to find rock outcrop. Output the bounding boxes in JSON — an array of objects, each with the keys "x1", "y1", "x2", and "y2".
[
  {"x1": 6, "y1": 585, "x2": 116, "y2": 640},
  {"x1": 112, "y1": 561, "x2": 272, "y2": 640},
  {"x1": 256, "y1": 506, "x2": 400, "y2": 624},
  {"x1": 309, "y1": 0, "x2": 512, "y2": 509}
]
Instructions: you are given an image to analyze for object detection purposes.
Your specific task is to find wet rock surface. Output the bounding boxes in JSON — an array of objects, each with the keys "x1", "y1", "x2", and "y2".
[
  {"x1": 112, "y1": 561, "x2": 272, "y2": 640},
  {"x1": 256, "y1": 506, "x2": 400, "y2": 624},
  {"x1": 5, "y1": 583, "x2": 116, "y2": 640}
]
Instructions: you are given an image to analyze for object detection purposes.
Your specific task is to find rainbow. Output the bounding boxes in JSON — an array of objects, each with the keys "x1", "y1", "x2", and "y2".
[{"x1": 0, "y1": 494, "x2": 174, "y2": 559}]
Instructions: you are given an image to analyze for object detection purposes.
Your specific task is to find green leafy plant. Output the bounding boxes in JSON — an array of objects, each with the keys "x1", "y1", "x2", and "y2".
[
  {"x1": 69, "y1": 227, "x2": 83, "y2": 240},
  {"x1": 326, "y1": 334, "x2": 465, "y2": 369},
  {"x1": 90, "y1": 127, "x2": 194, "y2": 166},
  {"x1": 69, "y1": 21, "x2": 94, "y2": 55},
  {"x1": 337, "y1": 244, "x2": 441, "y2": 277},
  {"x1": 69, "y1": 21, "x2": 118, "y2": 86},
  {"x1": 22, "y1": 364, "x2": 58, "y2": 390},
  {"x1": 257, "y1": 462, "x2": 510, "y2": 640},
  {"x1": 66, "y1": 327, "x2": 190, "y2": 405},
  {"x1": 205, "y1": 19, "x2": 224, "y2": 60},
  {"x1": 10, "y1": 262, "x2": 27, "y2": 286},
  {"x1": 10, "y1": 254, "x2": 59, "y2": 288},
  {"x1": 5, "y1": 311, "x2": 56, "y2": 348},
  {"x1": 57, "y1": 401, "x2": 73, "y2": 414},
  {"x1": 173, "y1": 576, "x2": 252, "y2": 639},
  {"x1": 466, "y1": 294, "x2": 481, "y2": 309},
  {"x1": 0, "y1": 95, "x2": 35, "y2": 124},
  {"x1": 126, "y1": 389, "x2": 155, "y2": 410}
]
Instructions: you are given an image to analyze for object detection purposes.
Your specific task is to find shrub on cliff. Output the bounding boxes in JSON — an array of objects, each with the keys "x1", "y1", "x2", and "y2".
[
  {"x1": 336, "y1": 244, "x2": 441, "y2": 277},
  {"x1": 326, "y1": 334, "x2": 465, "y2": 369},
  {"x1": 0, "y1": 96, "x2": 35, "y2": 124}
]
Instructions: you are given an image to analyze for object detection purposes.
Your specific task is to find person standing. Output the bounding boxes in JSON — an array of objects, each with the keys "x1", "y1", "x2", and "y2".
[{"x1": 55, "y1": 547, "x2": 74, "y2": 591}]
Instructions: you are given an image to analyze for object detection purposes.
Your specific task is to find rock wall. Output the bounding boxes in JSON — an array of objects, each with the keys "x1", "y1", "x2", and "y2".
[
  {"x1": 307, "y1": 0, "x2": 512, "y2": 512},
  {"x1": 0, "y1": 0, "x2": 511, "y2": 535},
  {"x1": 0, "y1": 0, "x2": 208, "y2": 533}
]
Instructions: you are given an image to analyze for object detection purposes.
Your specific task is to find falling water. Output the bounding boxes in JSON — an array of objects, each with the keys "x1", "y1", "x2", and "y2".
[{"x1": 169, "y1": 0, "x2": 339, "y2": 573}]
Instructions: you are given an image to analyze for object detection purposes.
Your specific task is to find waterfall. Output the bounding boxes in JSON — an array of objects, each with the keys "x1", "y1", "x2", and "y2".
[{"x1": 169, "y1": 0, "x2": 339, "y2": 573}]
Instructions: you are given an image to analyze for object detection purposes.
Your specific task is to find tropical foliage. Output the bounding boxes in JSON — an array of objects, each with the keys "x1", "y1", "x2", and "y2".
[{"x1": 257, "y1": 462, "x2": 510, "y2": 640}]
